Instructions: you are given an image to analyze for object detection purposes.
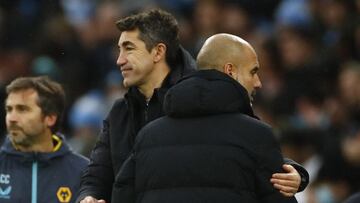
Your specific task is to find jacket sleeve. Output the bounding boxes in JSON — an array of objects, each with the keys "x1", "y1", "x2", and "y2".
[
  {"x1": 255, "y1": 127, "x2": 298, "y2": 203},
  {"x1": 76, "y1": 118, "x2": 114, "y2": 203},
  {"x1": 283, "y1": 158, "x2": 309, "y2": 192},
  {"x1": 111, "y1": 153, "x2": 136, "y2": 203}
]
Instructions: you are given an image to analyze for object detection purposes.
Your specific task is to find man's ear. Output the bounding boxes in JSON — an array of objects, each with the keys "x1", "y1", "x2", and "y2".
[
  {"x1": 223, "y1": 63, "x2": 236, "y2": 78},
  {"x1": 153, "y1": 43, "x2": 167, "y2": 63},
  {"x1": 45, "y1": 114, "x2": 57, "y2": 128}
]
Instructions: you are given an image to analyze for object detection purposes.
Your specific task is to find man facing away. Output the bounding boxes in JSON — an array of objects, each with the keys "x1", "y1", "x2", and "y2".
[
  {"x1": 78, "y1": 10, "x2": 308, "y2": 203},
  {"x1": 110, "y1": 33, "x2": 300, "y2": 202},
  {"x1": 0, "y1": 76, "x2": 89, "y2": 203}
]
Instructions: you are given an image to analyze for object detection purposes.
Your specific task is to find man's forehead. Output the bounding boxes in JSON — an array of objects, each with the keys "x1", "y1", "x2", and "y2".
[
  {"x1": 118, "y1": 30, "x2": 140, "y2": 44},
  {"x1": 247, "y1": 46, "x2": 259, "y2": 64},
  {"x1": 6, "y1": 89, "x2": 38, "y2": 104}
]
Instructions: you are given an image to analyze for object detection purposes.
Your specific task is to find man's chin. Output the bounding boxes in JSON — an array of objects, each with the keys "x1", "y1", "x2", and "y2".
[
  {"x1": 9, "y1": 131, "x2": 19, "y2": 138},
  {"x1": 9, "y1": 133, "x2": 26, "y2": 144},
  {"x1": 122, "y1": 79, "x2": 134, "y2": 88}
]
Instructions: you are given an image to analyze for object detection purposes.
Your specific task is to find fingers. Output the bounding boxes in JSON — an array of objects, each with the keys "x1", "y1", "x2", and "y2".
[
  {"x1": 271, "y1": 177, "x2": 298, "y2": 196},
  {"x1": 80, "y1": 197, "x2": 94, "y2": 203},
  {"x1": 270, "y1": 164, "x2": 302, "y2": 197},
  {"x1": 282, "y1": 164, "x2": 297, "y2": 173},
  {"x1": 271, "y1": 178, "x2": 298, "y2": 188},
  {"x1": 272, "y1": 165, "x2": 300, "y2": 181},
  {"x1": 80, "y1": 196, "x2": 106, "y2": 203},
  {"x1": 271, "y1": 173, "x2": 299, "y2": 182},
  {"x1": 279, "y1": 190, "x2": 295, "y2": 197},
  {"x1": 273, "y1": 182, "x2": 298, "y2": 195}
]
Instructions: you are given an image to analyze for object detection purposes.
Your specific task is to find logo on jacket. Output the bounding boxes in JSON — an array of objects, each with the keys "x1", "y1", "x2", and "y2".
[
  {"x1": 56, "y1": 187, "x2": 72, "y2": 203},
  {"x1": 0, "y1": 174, "x2": 11, "y2": 199}
]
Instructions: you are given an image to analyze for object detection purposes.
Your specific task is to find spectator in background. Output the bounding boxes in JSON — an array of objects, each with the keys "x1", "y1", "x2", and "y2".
[
  {"x1": 338, "y1": 61, "x2": 360, "y2": 122},
  {"x1": 0, "y1": 76, "x2": 88, "y2": 203},
  {"x1": 68, "y1": 70, "x2": 126, "y2": 157},
  {"x1": 192, "y1": 0, "x2": 220, "y2": 53},
  {"x1": 0, "y1": 49, "x2": 31, "y2": 141},
  {"x1": 303, "y1": 61, "x2": 360, "y2": 203},
  {"x1": 68, "y1": 90, "x2": 106, "y2": 158},
  {"x1": 219, "y1": 3, "x2": 252, "y2": 40}
]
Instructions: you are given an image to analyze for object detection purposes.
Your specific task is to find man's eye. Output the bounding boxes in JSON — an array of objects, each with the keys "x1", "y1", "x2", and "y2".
[
  {"x1": 17, "y1": 106, "x2": 28, "y2": 112},
  {"x1": 5, "y1": 107, "x2": 11, "y2": 113},
  {"x1": 125, "y1": 46, "x2": 134, "y2": 50}
]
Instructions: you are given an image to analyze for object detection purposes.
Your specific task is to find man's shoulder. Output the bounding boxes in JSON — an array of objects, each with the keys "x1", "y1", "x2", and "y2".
[
  {"x1": 112, "y1": 97, "x2": 127, "y2": 107},
  {"x1": 64, "y1": 150, "x2": 89, "y2": 164},
  {"x1": 141, "y1": 113, "x2": 272, "y2": 132},
  {"x1": 223, "y1": 114, "x2": 276, "y2": 142},
  {"x1": 103, "y1": 98, "x2": 130, "y2": 125},
  {"x1": 233, "y1": 114, "x2": 279, "y2": 147},
  {"x1": 58, "y1": 139, "x2": 89, "y2": 167},
  {"x1": 237, "y1": 114, "x2": 272, "y2": 130},
  {"x1": 108, "y1": 98, "x2": 127, "y2": 113}
]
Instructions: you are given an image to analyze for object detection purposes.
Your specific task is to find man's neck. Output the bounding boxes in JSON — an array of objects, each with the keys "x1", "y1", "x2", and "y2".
[{"x1": 138, "y1": 63, "x2": 170, "y2": 101}]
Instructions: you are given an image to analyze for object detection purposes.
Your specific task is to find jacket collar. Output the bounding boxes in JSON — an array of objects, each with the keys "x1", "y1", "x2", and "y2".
[
  {"x1": 0, "y1": 134, "x2": 72, "y2": 162},
  {"x1": 164, "y1": 69, "x2": 256, "y2": 118}
]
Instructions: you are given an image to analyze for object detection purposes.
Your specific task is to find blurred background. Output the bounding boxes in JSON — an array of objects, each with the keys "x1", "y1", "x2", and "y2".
[{"x1": 0, "y1": 0, "x2": 359, "y2": 202}]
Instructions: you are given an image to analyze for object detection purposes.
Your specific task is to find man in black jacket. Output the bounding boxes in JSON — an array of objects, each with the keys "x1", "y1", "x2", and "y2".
[
  {"x1": 111, "y1": 33, "x2": 301, "y2": 202},
  {"x1": 77, "y1": 9, "x2": 197, "y2": 203},
  {"x1": 78, "y1": 9, "x2": 308, "y2": 203}
]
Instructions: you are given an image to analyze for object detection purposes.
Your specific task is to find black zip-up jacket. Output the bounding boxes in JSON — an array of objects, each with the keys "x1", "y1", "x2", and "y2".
[
  {"x1": 111, "y1": 70, "x2": 298, "y2": 202},
  {"x1": 0, "y1": 134, "x2": 89, "y2": 203},
  {"x1": 76, "y1": 47, "x2": 197, "y2": 202}
]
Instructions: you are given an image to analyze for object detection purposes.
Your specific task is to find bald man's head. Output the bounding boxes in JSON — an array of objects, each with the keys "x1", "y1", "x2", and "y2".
[
  {"x1": 196, "y1": 33, "x2": 262, "y2": 104},
  {"x1": 196, "y1": 33, "x2": 256, "y2": 71}
]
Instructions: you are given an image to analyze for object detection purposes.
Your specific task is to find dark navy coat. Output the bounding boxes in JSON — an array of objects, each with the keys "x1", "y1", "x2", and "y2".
[{"x1": 0, "y1": 135, "x2": 88, "y2": 203}]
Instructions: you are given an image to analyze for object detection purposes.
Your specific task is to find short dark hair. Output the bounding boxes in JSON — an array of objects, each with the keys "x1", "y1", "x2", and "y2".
[
  {"x1": 116, "y1": 9, "x2": 179, "y2": 67},
  {"x1": 6, "y1": 76, "x2": 65, "y2": 133}
]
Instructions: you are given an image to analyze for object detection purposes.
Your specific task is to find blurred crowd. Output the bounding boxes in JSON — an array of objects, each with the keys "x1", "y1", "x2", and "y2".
[{"x1": 0, "y1": 0, "x2": 359, "y2": 202}]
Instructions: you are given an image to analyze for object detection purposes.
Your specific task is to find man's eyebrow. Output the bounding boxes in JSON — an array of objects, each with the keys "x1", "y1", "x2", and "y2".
[
  {"x1": 251, "y1": 66, "x2": 259, "y2": 73},
  {"x1": 5, "y1": 104, "x2": 28, "y2": 109},
  {"x1": 119, "y1": 41, "x2": 136, "y2": 48}
]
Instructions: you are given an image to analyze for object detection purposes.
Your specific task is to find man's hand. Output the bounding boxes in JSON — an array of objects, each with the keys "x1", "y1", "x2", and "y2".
[
  {"x1": 80, "y1": 196, "x2": 106, "y2": 203},
  {"x1": 270, "y1": 164, "x2": 301, "y2": 197}
]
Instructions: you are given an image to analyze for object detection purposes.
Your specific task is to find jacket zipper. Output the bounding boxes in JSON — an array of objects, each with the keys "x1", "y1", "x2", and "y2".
[
  {"x1": 31, "y1": 161, "x2": 38, "y2": 203},
  {"x1": 144, "y1": 101, "x2": 149, "y2": 123},
  {"x1": 144, "y1": 89, "x2": 156, "y2": 124}
]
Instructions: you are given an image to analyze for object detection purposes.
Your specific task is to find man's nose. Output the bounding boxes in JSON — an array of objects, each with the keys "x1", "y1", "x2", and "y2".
[
  {"x1": 116, "y1": 53, "x2": 127, "y2": 66},
  {"x1": 254, "y1": 74, "x2": 262, "y2": 89},
  {"x1": 6, "y1": 111, "x2": 19, "y2": 122}
]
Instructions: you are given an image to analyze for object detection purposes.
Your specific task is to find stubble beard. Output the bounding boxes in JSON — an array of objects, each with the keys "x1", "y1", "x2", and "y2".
[{"x1": 8, "y1": 127, "x2": 33, "y2": 148}]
